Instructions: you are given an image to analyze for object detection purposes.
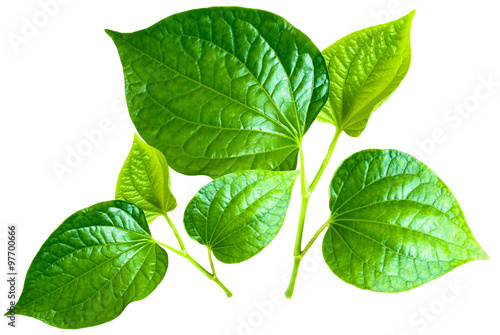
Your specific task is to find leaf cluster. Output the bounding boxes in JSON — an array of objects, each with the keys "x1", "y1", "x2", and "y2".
[{"x1": 11, "y1": 7, "x2": 487, "y2": 329}]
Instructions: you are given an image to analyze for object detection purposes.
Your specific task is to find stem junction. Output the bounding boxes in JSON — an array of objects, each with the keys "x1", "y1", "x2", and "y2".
[
  {"x1": 157, "y1": 213, "x2": 233, "y2": 298},
  {"x1": 285, "y1": 127, "x2": 342, "y2": 299}
]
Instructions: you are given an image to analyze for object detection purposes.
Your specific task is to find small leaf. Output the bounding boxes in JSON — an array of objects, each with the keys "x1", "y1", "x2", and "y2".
[
  {"x1": 323, "y1": 149, "x2": 488, "y2": 292},
  {"x1": 184, "y1": 170, "x2": 299, "y2": 263},
  {"x1": 317, "y1": 11, "x2": 414, "y2": 137},
  {"x1": 14, "y1": 200, "x2": 168, "y2": 328},
  {"x1": 116, "y1": 134, "x2": 177, "y2": 223},
  {"x1": 106, "y1": 6, "x2": 329, "y2": 177}
]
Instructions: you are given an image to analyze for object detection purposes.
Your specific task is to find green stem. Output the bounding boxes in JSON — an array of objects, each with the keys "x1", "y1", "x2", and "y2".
[
  {"x1": 285, "y1": 127, "x2": 342, "y2": 299},
  {"x1": 292, "y1": 146, "x2": 310, "y2": 257},
  {"x1": 285, "y1": 257, "x2": 302, "y2": 298},
  {"x1": 156, "y1": 241, "x2": 233, "y2": 298},
  {"x1": 300, "y1": 220, "x2": 330, "y2": 257},
  {"x1": 162, "y1": 213, "x2": 186, "y2": 251},
  {"x1": 158, "y1": 214, "x2": 232, "y2": 297},
  {"x1": 309, "y1": 127, "x2": 342, "y2": 193},
  {"x1": 184, "y1": 252, "x2": 232, "y2": 298},
  {"x1": 293, "y1": 196, "x2": 310, "y2": 257},
  {"x1": 205, "y1": 249, "x2": 232, "y2": 297},
  {"x1": 156, "y1": 240, "x2": 185, "y2": 256},
  {"x1": 208, "y1": 249, "x2": 216, "y2": 277},
  {"x1": 285, "y1": 148, "x2": 310, "y2": 299}
]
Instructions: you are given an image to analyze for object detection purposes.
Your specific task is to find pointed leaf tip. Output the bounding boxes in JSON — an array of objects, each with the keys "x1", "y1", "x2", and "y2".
[
  {"x1": 317, "y1": 10, "x2": 414, "y2": 137},
  {"x1": 104, "y1": 28, "x2": 113, "y2": 37},
  {"x1": 406, "y1": 9, "x2": 416, "y2": 20}
]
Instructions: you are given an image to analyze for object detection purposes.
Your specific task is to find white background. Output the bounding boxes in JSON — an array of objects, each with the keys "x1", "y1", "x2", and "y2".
[{"x1": 2, "y1": 0, "x2": 499, "y2": 334}]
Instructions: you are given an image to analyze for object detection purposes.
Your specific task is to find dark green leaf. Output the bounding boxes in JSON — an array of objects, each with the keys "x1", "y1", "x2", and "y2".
[
  {"x1": 14, "y1": 200, "x2": 168, "y2": 328},
  {"x1": 106, "y1": 7, "x2": 328, "y2": 177},
  {"x1": 317, "y1": 11, "x2": 414, "y2": 137},
  {"x1": 323, "y1": 149, "x2": 488, "y2": 292},
  {"x1": 116, "y1": 134, "x2": 177, "y2": 223},
  {"x1": 184, "y1": 170, "x2": 299, "y2": 263}
]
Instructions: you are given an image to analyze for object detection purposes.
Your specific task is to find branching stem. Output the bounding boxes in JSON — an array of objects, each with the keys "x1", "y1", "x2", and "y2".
[
  {"x1": 157, "y1": 214, "x2": 233, "y2": 298},
  {"x1": 285, "y1": 127, "x2": 342, "y2": 299}
]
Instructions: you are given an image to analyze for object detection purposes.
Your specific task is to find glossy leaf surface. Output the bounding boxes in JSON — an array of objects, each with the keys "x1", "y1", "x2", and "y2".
[
  {"x1": 116, "y1": 134, "x2": 177, "y2": 223},
  {"x1": 106, "y1": 7, "x2": 329, "y2": 177},
  {"x1": 184, "y1": 170, "x2": 299, "y2": 263},
  {"x1": 14, "y1": 201, "x2": 168, "y2": 328},
  {"x1": 323, "y1": 149, "x2": 488, "y2": 292},
  {"x1": 317, "y1": 11, "x2": 414, "y2": 137}
]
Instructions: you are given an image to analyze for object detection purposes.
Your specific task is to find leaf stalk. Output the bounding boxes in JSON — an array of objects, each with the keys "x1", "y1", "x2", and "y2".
[{"x1": 157, "y1": 215, "x2": 233, "y2": 298}]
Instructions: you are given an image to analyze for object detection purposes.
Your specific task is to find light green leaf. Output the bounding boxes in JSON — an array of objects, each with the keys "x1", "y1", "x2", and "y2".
[
  {"x1": 116, "y1": 134, "x2": 177, "y2": 223},
  {"x1": 317, "y1": 11, "x2": 414, "y2": 137},
  {"x1": 184, "y1": 170, "x2": 299, "y2": 263},
  {"x1": 106, "y1": 6, "x2": 329, "y2": 178},
  {"x1": 323, "y1": 149, "x2": 488, "y2": 292},
  {"x1": 14, "y1": 200, "x2": 168, "y2": 328}
]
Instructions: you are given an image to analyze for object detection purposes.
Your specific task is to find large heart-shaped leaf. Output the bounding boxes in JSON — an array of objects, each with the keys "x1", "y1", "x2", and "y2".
[
  {"x1": 106, "y1": 6, "x2": 328, "y2": 177},
  {"x1": 323, "y1": 149, "x2": 487, "y2": 292},
  {"x1": 116, "y1": 134, "x2": 177, "y2": 223},
  {"x1": 317, "y1": 11, "x2": 414, "y2": 137},
  {"x1": 14, "y1": 200, "x2": 168, "y2": 328},
  {"x1": 184, "y1": 170, "x2": 299, "y2": 263}
]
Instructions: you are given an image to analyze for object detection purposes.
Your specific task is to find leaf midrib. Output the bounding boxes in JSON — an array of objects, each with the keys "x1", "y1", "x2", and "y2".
[
  {"x1": 49, "y1": 243, "x2": 154, "y2": 316},
  {"x1": 333, "y1": 218, "x2": 476, "y2": 254},
  {"x1": 332, "y1": 170, "x2": 423, "y2": 215},
  {"x1": 333, "y1": 221, "x2": 451, "y2": 264},
  {"x1": 25, "y1": 214, "x2": 153, "y2": 284},
  {"x1": 132, "y1": 78, "x2": 297, "y2": 143},
  {"x1": 168, "y1": 142, "x2": 298, "y2": 160},
  {"x1": 124, "y1": 150, "x2": 164, "y2": 217},
  {"x1": 138, "y1": 144, "x2": 168, "y2": 214},
  {"x1": 19, "y1": 242, "x2": 151, "y2": 310},
  {"x1": 210, "y1": 176, "x2": 292, "y2": 248},
  {"x1": 333, "y1": 198, "x2": 452, "y2": 220}
]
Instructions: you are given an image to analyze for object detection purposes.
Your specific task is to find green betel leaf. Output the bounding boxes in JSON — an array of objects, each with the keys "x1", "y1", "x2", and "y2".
[
  {"x1": 317, "y1": 11, "x2": 414, "y2": 137},
  {"x1": 14, "y1": 200, "x2": 168, "y2": 328},
  {"x1": 184, "y1": 170, "x2": 299, "y2": 263},
  {"x1": 323, "y1": 149, "x2": 488, "y2": 292},
  {"x1": 116, "y1": 134, "x2": 177, "y2": 223},
  {"x1": 106, "y1": 7, "x2": 329, "y2": 177}
]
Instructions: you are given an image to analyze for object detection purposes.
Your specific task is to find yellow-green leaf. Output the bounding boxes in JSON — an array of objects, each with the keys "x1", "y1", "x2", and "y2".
[
  {"x1": 116, "y1": 134, "x2": 176, "y2": 223},
  {"x1": 318, "y1": 11, "x2": 414, "y2": 136}
]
